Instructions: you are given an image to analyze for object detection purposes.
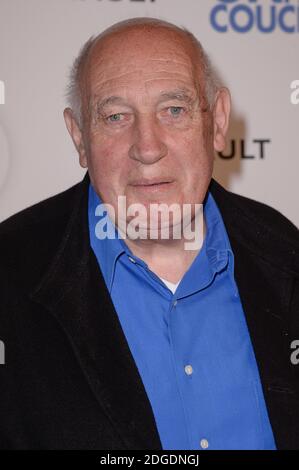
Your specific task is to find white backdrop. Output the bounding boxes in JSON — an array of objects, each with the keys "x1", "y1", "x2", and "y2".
[{"x1": 0, "y1": 0, "x2": 298, "y2": 226}]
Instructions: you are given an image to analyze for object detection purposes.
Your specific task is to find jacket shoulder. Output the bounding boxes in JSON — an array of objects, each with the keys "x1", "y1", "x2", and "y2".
[
  {"x1": 210, "y1": 178, "x2": 299, "y2": 246},
  {"x1": 0, "y1": 180, "x2": 84, "y2": 291},
  {"x1": 209, "y1": 179, "x2": 299, "y2": 275}
]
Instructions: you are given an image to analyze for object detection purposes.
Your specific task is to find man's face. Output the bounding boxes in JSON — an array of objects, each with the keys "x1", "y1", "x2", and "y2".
[{"x1": 65, "y1": 27, "x2": 230, "y2": 230}]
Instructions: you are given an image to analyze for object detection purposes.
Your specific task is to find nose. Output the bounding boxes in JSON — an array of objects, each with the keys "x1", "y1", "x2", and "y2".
[{"x1": 129, "y1": 113, "x2": 167, "y2": 165}]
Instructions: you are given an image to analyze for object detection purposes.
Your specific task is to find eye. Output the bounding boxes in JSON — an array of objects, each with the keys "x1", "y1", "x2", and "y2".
[
  {"x1": 168, "y1": 106, "x2": 184, "y2": 117},
  {"x1": 107, "y1": 113, "x2": 123, "y2": 123}
]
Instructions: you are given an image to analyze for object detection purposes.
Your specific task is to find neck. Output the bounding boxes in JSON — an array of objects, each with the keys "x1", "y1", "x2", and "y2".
[{"x1": 122, "y1": 216, "x2": 207, "y2": 284}]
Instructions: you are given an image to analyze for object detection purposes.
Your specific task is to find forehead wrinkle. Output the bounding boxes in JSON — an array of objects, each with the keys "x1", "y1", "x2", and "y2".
[
  {"x1": 95, "y1": 70, "x2": 198, "y2": 87},
  {"x1": 89, "y1": 72, "x2": 198, "y2": 103},
  {"x1": 91, "y1": 61, "x2": 195, "y2": 79},
  {"x1": 148, "y1": 58, "x2": 193, "y2": 66},
  {"x1": 78, "y1": 37, "x2": 209, "y2": 130},
  {"x1": 92, "y1": 77, "x2": 199, "y2": 103},
  {"x1": 86, "y1": 42, "x2": 200, "y2": 88},
  {"x1": 83, "y1": 22, "x2": 204, "y2": 85},
  {"x1": 84, "y1": 37, "x2": 204, "y2": 116},
  {"x1": 97, "y1": 88, "x2": 195, "y2": 106},
  {"x1": 88, "y1": 40, "x2": 196, "y2": 75},
  {"x1": 90, "y1": 58, "x2": 194, "y2": 78},
  {"x1": 93, "y1": 86, "x2": 199, "y2": 117}
]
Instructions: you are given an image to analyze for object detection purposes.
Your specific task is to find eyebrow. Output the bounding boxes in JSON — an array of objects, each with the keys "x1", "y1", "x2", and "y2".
[
  {"x1": 96, "y1": 96, "x2": 127, "y2": 114},
  {"x1": 158, "y1": 89, "x2": 196, "y2": 105},
  {"x1": 96, "y1": 88, "x2": 196, "y2": 114}
]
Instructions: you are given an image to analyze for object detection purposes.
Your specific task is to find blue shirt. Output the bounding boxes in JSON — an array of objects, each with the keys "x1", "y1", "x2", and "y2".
[{"x1": 88, "y1": 183, "x2": 276, "y2": 450}]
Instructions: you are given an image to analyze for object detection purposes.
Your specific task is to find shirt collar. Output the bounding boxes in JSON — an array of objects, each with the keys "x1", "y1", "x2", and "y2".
[{"x1": 88, "y1": 182, "x2": 234, "y2": 295}]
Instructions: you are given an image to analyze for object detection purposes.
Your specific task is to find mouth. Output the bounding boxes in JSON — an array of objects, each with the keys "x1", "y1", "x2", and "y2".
[{"x1": 130, "y1": 179, "x2": 174, "y2": 193}]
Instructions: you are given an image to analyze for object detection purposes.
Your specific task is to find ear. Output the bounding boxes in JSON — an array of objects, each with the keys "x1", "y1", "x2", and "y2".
[
  {"x1": 63, "y1": 107, "x2": 88, "y2": 168},
  {"x1": 213, "y1": 87, "x2": 231, "y2": 153}
]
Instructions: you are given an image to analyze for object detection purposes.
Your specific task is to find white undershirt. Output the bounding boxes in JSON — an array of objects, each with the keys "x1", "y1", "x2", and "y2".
[{"x1": 158, "y1": 276, "x2": 181, "y2": 294}]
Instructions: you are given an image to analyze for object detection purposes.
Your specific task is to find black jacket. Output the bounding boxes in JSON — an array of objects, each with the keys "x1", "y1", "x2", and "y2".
[{"x1": 0, "y1": 172, "x2": 299, "y2": 450}]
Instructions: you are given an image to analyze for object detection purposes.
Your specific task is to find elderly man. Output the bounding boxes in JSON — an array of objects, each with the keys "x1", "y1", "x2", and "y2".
[{"x1": 0, "y1": 17, "x2": 298, "y2": 451}]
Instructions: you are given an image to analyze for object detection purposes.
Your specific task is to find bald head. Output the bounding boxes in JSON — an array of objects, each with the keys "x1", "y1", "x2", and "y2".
[{"x1": 66, "y1": 17, "x2": 219, "y2": 127}]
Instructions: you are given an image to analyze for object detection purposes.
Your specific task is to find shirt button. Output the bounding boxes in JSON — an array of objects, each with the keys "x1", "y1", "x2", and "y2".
[
  {"x1": 184, "y1": 365, "x2": 193, "y2": 376},
  {"x1": 128, "y1": 256, "x2": 136, "y2": 263},
  {"x1": 173, "y1": 300, "x2": 178, "y2": 307},
  {"x1": 200, "y1": 438, "x2": 209, "y2": 449}
]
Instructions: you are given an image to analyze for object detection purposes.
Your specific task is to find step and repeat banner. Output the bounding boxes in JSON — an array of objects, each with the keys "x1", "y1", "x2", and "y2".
[{"x1": 0, "y1": 0, "x2": 298, "y2": 225}]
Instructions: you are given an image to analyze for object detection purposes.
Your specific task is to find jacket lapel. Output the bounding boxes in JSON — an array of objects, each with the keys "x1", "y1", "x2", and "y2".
[{"x1": 30, "y1": 173, "x2": 162, "y2": 450}]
